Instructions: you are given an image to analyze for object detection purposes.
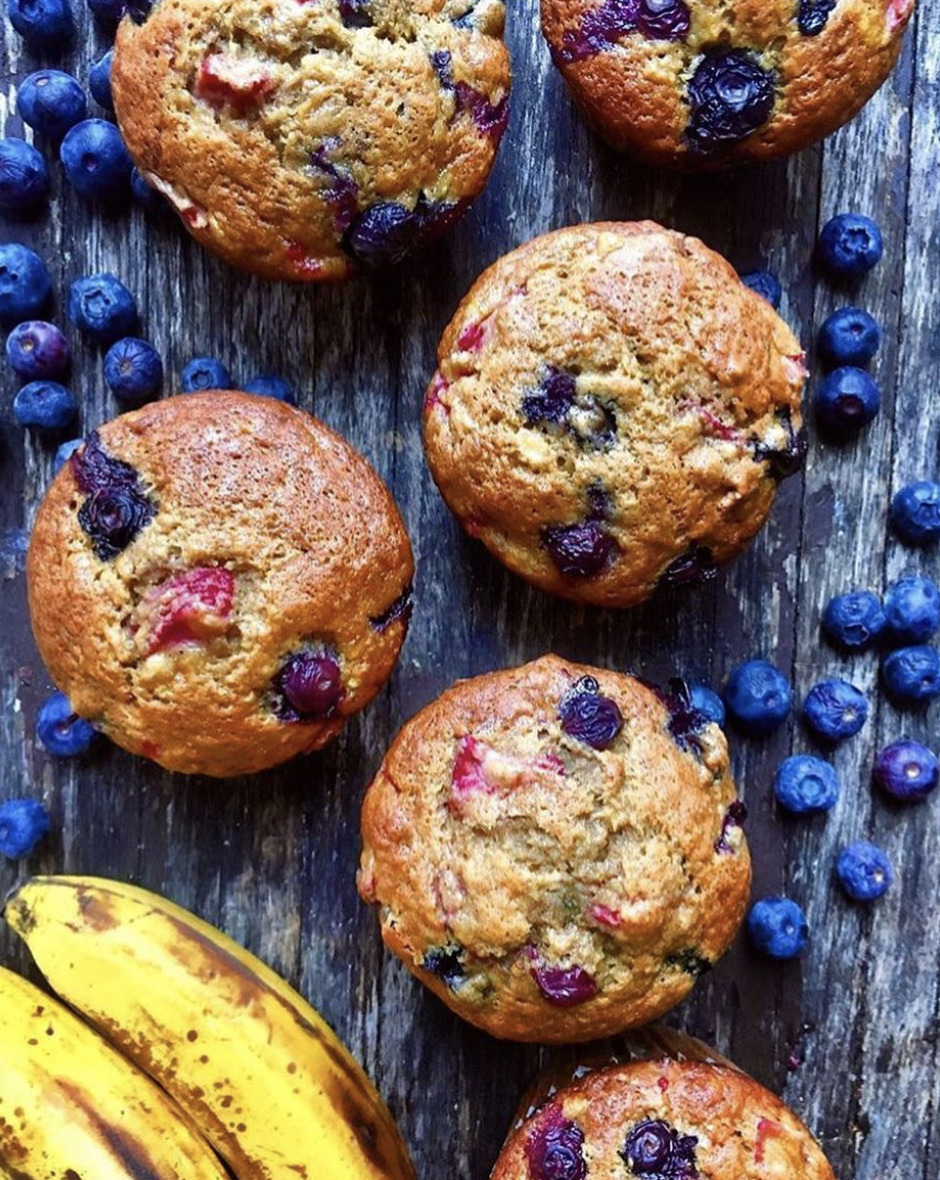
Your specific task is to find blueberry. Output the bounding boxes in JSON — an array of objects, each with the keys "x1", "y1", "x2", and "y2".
[
  {"x1": 686, "y1": 51, "x2": 775, "y2": 150},
  {"x1": 773, "y1": 754, "x2": 840, "y2": 814},
  {"x1": 803, "y1": 679, "x2": 868, "y2": 743},
  {"x1": 182, "y1": 356, "x2": 232, "y2": 392},
  {"x1": 17, "y1": 71, "x2": 87, "y2": 141},
  {"x1": 369, "y1": 584, "x2": 414, "y2": 631},
  {"x1": 635, "y1": 0, "x2": 690, "y2": 41},
  {"x1": 798, "y1": 0, "x2": 836, "y2": 35},
  {"x1": 60, "y1": 119, "x2": 132, "y2": 202},
  {"x1": 131, "y1": 167, "x2": 163, "y2": 210},
  {"x1": 0, "y1": 798, "x2": 51, "y2": 858},
  {"x1": 740, "y1": 268, "x2": 782, "y2": 309},
  {"x1": 421, "y1": 945, "x2": 464, "y2": 989},
  {"x1": 543, "y1": 519, "x2": 617, "y2": 578},
  {"x1": 0, "y1": 138, "x2": 50, "y2": 212},
  {"x1": 817, "y1": 214, "x2": 883, "y2": 278},
  {"x1": 659, "y1": 544, "x2": 718, "y2": 588},
  {"x1": 0, "y1": 243, "x2": 52, "y2": 326},
  {"x1": 554, "y1": 0, "x2": 640, "y2": 63},
  {"x1": 89, "y1": 50, "x2": 115, "y2": 112},
  {"x1": 821, "y1": 589, "x2": 885, "y2": 651},
  {"x1": 836, "y1": 841, "x2": 893, "y2": 902},
  {"x1": 817, "y1": 308, "x2": 881, "y2": 368},
  {"x1": 36, "y1": 690, "x2": 96, "y2": 756},
  {"x1": 339, "y1": 0, "x2": 372, "y2": 25},
  {"x1": 68, "y1": 273, "x2": 138, "y2": 343},
  {"x1": 274, "y1": 649, "x2": 343, "y2": 720},
  {"x1": 526, "y1": 1116, "x2": 586, "y2": 1180},
  {"x1": 715, "y1": 799, "x2": 747, "y2": 853},
  {"x1": 104, "y1": 337, "x2": 163, "y2": 403},
  {"x1": 522, "y1": 368, "x2": 576, "y2": 425},
  {"x1": 814, "y1": 367, "x2": 880, "y2": 433},
  {"x1": 881, "y1": 645, "x2": 940, "y2": 704},
  {"x1": 6, "y1": 321, "x2": 70, "y2": 381},
  {"x1": 621, "y1": 1119, "x2": 698, "y2": 1178},
  {"x1": 343, "y1": 197, "x2": 461, "y2": 268},
  {"x1": 722, "y1": 659, "x2": 792, "y2": 735},
  {"x1": 883, "y1": 575, "x2": 940, "y2": 644},
  {"x1": 751, "y1": 408, "x2": 808, "y2": 480},
  {"x1": 13, "y1": 380, "x2": 77, "y2": 430},
  {"x1": 559, "y1": 676, "x2": 623, "y2": 749},
  {"x1": 78, "y1": 485, "x2": 155, "y2": 559},
  {"x1": 531, "y1": 962, "x2": 597, "y2": 1006},
  {"x1": 873, "y1": 739, "x2": 939, "y2": 802},
  {"x1": 8, "y1": 0, "x2": 72, "y2": 46},
  {"x1": 243, "y1": 374, "x2": 295, "y2": 402},
  {"x1": 890, "y1": 481, "x2": 940, "y2": 546},
  {"x1": 664, "y1": 947, "x2": 712, "y2": 976},
  {"x1": 87, "y1": 0, "x2": 151, "y2": 22},
  {"x1": 687, "y1": 684, "x2": 724, "y2": 727},
  {"x1": 71, "y1": 429, "x2": 139, "y2": 494},
  {"x1": 53, "y1": 436, "x2": 83, "y2": 472},
  {"x1": 747, "y1": 896, "x2": 808, "y2": 959}
]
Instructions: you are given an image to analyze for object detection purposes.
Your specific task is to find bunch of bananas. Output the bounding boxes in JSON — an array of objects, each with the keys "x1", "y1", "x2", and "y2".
[{"x1": 1, "y1": 875, "x2": 416, "y2": 1180}]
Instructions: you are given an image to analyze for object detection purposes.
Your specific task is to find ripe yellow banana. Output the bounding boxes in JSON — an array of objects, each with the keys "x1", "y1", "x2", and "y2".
[
  {"x1": 0, "y1": 963, "x2": 229, "y2": 1180},
  {"x1": 5, "y1": 875, "x2": 416, "y2": 1180}
]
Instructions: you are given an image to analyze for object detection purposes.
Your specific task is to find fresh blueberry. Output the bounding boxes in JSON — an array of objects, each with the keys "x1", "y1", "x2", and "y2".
[
  {"x1": 531, "y1": 962, "x2": 597, "y2": 1006},
  {"x1": 773, "y1": 754, "x2": 840, "y2": 814},
  {"x1": 688, "y1": 684, "x2": 725, "y2": 727},
  {"x1": 243, "y1": 374, "x2": 295, "y2": 402},
  {"x1": 0, "y1": 243, "x2": 52, "y2": 326},
  {"x1": 89, "y1": 50, "x2": 114, "y2": 112},
  {"x1": 60, "y1": 119, "x2": 132, "y2": 202},
  {"x1": 0, "y1": 138, "x2": 50, "y2": 212},
  {"x1": 635, "y1": 0, "x2": 690, "y2": 41},
  {"x1": 53, "y1": 436, "x2": 83, "y2": 472},
  {"x1": 836, "y1": 841, "x2": 893, "y2": 902},
  {"x1": 803, "y1": 679, "x2": 868, "y2": 742},
  {"x1": 17, "y1": 71, "x2": 87, "y2": 141},
  {"x1": 686, "y1": 51, "x2": 775, "y2": 150},
  {"x1": 740, "y1": 269, "x2": 782, "y2": 309},
  {"x1": 814, "y1": 367, "x2": 880, "y2": 433},
  {"x1": 621, "y1": 1119, "x2": 698, "y2": 1178},
  {"x1": 526, "y1": 1115, "x2": 586, "y2": 1180},
  {"x1": 821, "y1": 589, "x2": 886, "y2": 651},
  {"x1": 8, "y1": 0, "x2": 72, "y2": 47},
  {"x1": 78, "y1": 484, "x2": 154, "y2": 559},
  {"x1": 873, "y1": 739, "x2": 939, "y2": 802},
  {"x1": 274, "y1": 649, "x2": 343, "y2": 720},
  {"x1": 36, "y1": 690, "x2": 96, "y2": 756},
  {"x1": 421, "y1": 945, "x2": 465, "y2": 988},
  {"x1": 817, "y1": 308, "x2": 881, "y2": 368},
  {"x1": 722, "y1": 659, "x2": 792, "y2": 735},
  {"x1": 87, "y1": 0, "x2": 151, "y2": 22},
  {"x1": 0, "y1": 798, "x2": 51, "y2": 858},
  {"x1": 13, "y1": 380, "x2": 77, "y2": 430},
  {"x1": 798, "y1": 0, "x2": 836, "y2": 35},
  {"x1": 883, "y1": 575, "x2": 940, "y2": 644},
  {"x1": 559, "y1": 676, "x2": 623, "y2": 750},
  {"x1": 68, "y1": 273, "x2": 138, "y2": 343},
  {"x1": 543, "y1": 519, "x2": 617, "y2": 578},
  {"x1": 747, "y1": 896, "x2": 808, "y2": 959},
  {"x1": 104, "y1": 337, "x2": 163, "y2": 403},
  {"x1": 890, "y1": 481, "x2": 940, "y2": 546},
  {"x1": 6, "y1": 321, "x2": 70, "y2": 381},
  {"x1": 817, "y1": 214, "x2": 883, "y2": 278},
  {"x1": 182, "y1": 356, "x2": 232, "y2": 392},
  {"x1": 881, "y1": 645, "x2": 940, "y2": 704},
  {"x1": 130, "y1": 167, "x2": 163, "y2": 210}
]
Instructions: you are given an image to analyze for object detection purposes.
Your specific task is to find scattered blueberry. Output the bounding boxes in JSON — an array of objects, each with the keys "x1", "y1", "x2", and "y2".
[
  {"x1": 890, "y1": 481, "x2": 940, "y2": 546},
  {"x1": 817, "y1": 214, "x2": 883, "y2": 278},
  {"x1": 881, "y1": 645, "x2": 940, "y2": 704},
  {"x1": 740, "y1": 269, "x2": 782, "y2": 309},
  {"x1": 421, "y1": 944, "x2": 465, "y2": 989},
  {"x1": 8, "y1": 0, "x2": 72, "y2": 47},
  {"x1": 274, "y1": 649, "x2": 343, "y2": 720},
  {"x1": 242, "y1": 374, "x2": 295, "y2": 402},
  {"x1": 620, "y1": 1119, "x2": 698, "y2": 1178},
  {"x1": 130, "y1": 167, "x2": 163, "y2": 210},
  {"x1": 774, "y1": 754, "x2": 840, "y2": 814},
  {"x1": 53, "y1": 436, "x2": 83, "y2": 472},
  {"x1": 531, "y1": 962, "x2": 597, "y2": 1006},
  {"x1": 526, "y1": 1114, "x2": 586, "y2": 1180},
  {"x1": 17, "y1": 71, "x2": 87, "y2": 141},
  {"x1": 68, "y1": 273, "x2": 138, "y2": 343},
  {"x1": 814, "y1": 367, "x2": 880, "y2": 433},
  {"x1": 0, "y1": 243, "x2": 52, "y2": 327},
  {"x1": 723, "y1": 659, "x2": 792, "y2": 735},
  {"x1": 883, "y1": 575, "x2": 940, "y2": 644},
  {"x1": 89, "y1": 50, "x2": 115, "y2": 112},
  {"x1": 559, "y1": 676, "x2": 623, "y2": 750},
  {"x1": 104, "y1": 337, "x2": 163, "y2": 403},
  {"x1": 0, "y1": 798, "x2": 51, "y2": 858},
  {"x1": 821, "y1": 589, "x2": 885, "y2": 651},
  {"x1": 13, "y1": 380, "x2": 77, "y2": 430},
  {"x1": 686, "y1": 51, "x2": 775, "y2": 150},
  {"x1": 803, "y1": 679, "x2": 868, "y2": 742},
  {"x1": 836, "y1": 841, "x2": 893, "y2": 902},
  {"x1": 747, "y1": 896, "x2": 808, "y2": 959},
  {"x1": 798, "y1": 0, "x2": 836, "y2": 36},
  {"x1": 182, "y1": 356, "x2": 232, "y2": 392},
  {"x1": 0, "y1": 138, "x2": 50, "y2": 212},
  {"x1": 688, "y1": 684, "x2": 725, "y2": 727},
  {"x1": 60, "y1": 119, "x2": 132, "y2": 201},
  {"x1": 35, "y1": 690, "x2": 96, "y2": 756},
  {"x1": 543, "y1": 519, "x2": 617, "y2": 578},
  {"x1": 6, "y1": 321, "x2": 70, "y2": 381},
  {"x1": 817, "y1": 308, "x2": 881, "y2": 368},
  {"x1": 873, "y1": 739, "x2": 939, "y2": 802}
]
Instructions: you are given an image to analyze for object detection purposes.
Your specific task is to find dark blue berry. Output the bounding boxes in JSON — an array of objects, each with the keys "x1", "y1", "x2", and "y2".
[
  {"x1": 522, "y1": 367, "x2": 576, "y2": 425},
  {"x1": 821, "y1": 589, "x2": 885, "y2": 650},
  {"x1": 740, "y1": 268, "x2": 782, "y2": 309},
  {"x1": 104, "y1": 337, "x2": 163, "y2": 403},
  {"x1": 53, "y1": 437, "x2": 82, "y2": 472},
  {"x1": 243, "y1": 374, "x2": 295, "y2": 402},
  {"x1": 635, "y1": 0, "x2": 690, "y2": 41},
  {"x1": 803, "y1": 679, "x2": 868, "y2": 743},
  {"x1": 6, "y1": 321, "x2": 70, "y2": 381},
  {"x1": 747, "y1": 896, "x2": 808, "y2": 959},
  {"x1": 817, "y1": 214, "x2": 883, "y2": 278},
  {"x1": 339, "y1": 0, "x2": 372, "y2": 25},
  {"x1": 68, "y1": 273, "x2": 138, "y2": 343},
  {"x1": 883, "y1": 575, "x2": 940, "y2": 644},
  {"x1": 527, "y1": 1116, "x2": 586, "y2": 1180},
  {"x1": 60, "y1": 119, "x2": 132, "y2": 202},
  {"x1": 369, "y1": 584, "x2": 414, "y2": 631},
  {"x1": 0, "y1": 138, "x2": 50, "y2": 212},
  {"x1": 621, "y1": 1119, "x2": 698, "y2": 1178},
  {"x1": 531, "y1": 962, "x2": 597, "y2": 1006},
  {"x1": 890, "y1": 481, "x2": 940, "y2": 546},
  {"x1": 13, "y1": 380, "x2": 77, "y2": 430},
  {"x1": 665, "y1": 948, "x2": 712, "y2": 976},
  {"x1": 78, "y1": 485, "x2": 155, "y2": 559},
  {"x1": 836, "y1": 841, "x2": 892, "y2": 902},
  {"x1": 817, "y1": 308, "x2": 881, "y2": 368},
  {"x1": 543, "y1": 519, "x2": 617, "y2": 577},
  {"x1": 181, "y1": 356, "x2": 232, "y2": 392},
  {"x1": 87, "y1": 0, "x2": 151, "y2": 22},
  {"x1": 0, "y1": 798, "x2": 51, "y2": 858},
  {"x1": 343, "y1": 197, "x2": 461, "y2": 268},
  {"x1": 36, "y1": 690, "x2": 96, "y2": 756},
  {"x1": 89, "y1": 50, "x2": 115, "y2": 112},
  {"x1": 131, "y1": 167, "x2": 163, "y2": 210},
  {"x1": 751, "y1": 408, "x2": 807, "y2": 480},
  {"x1": 17, "y1": 71, "x2": 87, "y2": 141},
  {"x1": 559, "y1": 676, "x2": 623, "y2": 749},
  {"x1": 687, "y1": 684, "x2": 724, "y2": 727},
  {"x1": 715, "y1": 799, "x2": 747, "y2": 853},
  {"x1": 814, "y1": 367, "x2": 880, "y2": 433},
  {"x1": 0, "y1": 243, "x2": 52, "y2": 327},
  {"x1": 798, "y1": 0, "x2": 836, "y2": 35},
  {"x1": 722, "y1": 659, "x2": 792, "y2": 735},
  {"x1": 274, "y1": 649, "x2": 343, "y2": 720},
  {"x1": 774, "y1": 754, "x2": 840, "y2": 814},
  {"x1": 8, "y1": 0, "x2": 72, "y2": 46},
  {"x1": 659, "y1": 545, "x2": 717, "y2": 588},
  {"x1": 881, "y1": 646, "x2": 940, "y2": 704},
  {"x1": 71, "y1": 429, "x2": 139, "y2": 494},
  {"x1": 421, "y1": 945, "x2": 464, "y2": 988},
  {"x1": 873, "y1": 739, "x2": 939, "y2": 802},
  {"x1": 554, "y1": 0, "x2": 640, "y2": 63},
  {"x1": 686, "y1": 51, "x2": 775, "y2": 150}
]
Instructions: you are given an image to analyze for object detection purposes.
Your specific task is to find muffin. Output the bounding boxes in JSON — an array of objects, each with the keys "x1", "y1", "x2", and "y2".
[
  {"x1": 357, "y1": 654, "x2": 751, "y2": 1042},
  {"x1": 112, "y1": 0, "x2": 511, "y2": 281},
  {"x1": 423, "y1": 222, "x2": 806, "y2": 608},
  {"x1": 540, "y1": 0, "x2": 915, "y2": 166},
  {"x1": 27, "y1": 392, "x2": 414, "y2": 778}
]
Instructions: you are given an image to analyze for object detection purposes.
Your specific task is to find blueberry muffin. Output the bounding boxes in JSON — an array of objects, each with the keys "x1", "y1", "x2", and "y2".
[
  {"x1": 423, "y1": 222, "x2": 807, "y2": 608},
  {"x1": 27, "y1": 392, "x2": 414, "y2": 778},
  {"x1": 357, "y1": 654, "x2": 751, "y2": 1042},
  {"x1": 540, "y1": 0, "x2": 915, "y2": 166},
  {"x1": 112, "y1": 0, "x2": 511, "y2": 281}
]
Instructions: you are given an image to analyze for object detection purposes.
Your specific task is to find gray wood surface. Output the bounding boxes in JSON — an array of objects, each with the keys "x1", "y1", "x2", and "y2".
[{"x1": 1, "y1": 5, "x2": 938, "y2": 1179}]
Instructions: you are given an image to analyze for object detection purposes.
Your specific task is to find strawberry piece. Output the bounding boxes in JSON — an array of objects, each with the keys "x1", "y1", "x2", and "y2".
[
  {"x1": 196, "y1": 54, "x2": 276, "y2": 115},
  {"x1": 139, "y1": 567, "x2": 235, "y2": 654}
]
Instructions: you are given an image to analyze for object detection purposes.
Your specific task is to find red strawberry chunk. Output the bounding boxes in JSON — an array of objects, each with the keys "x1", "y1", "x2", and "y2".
[
  {"x1": 196, "y1": 54, "x2": 276, "y2": 115},
  {"x1": 140, "y1": 567, "x2": 235, "y2": 654}
]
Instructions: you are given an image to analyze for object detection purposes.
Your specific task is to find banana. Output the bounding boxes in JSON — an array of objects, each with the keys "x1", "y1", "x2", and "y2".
[
  {"x1": 0, "y1": 963, "x2": 229, "y2": 1180},
  {"x1": 5, "y1": 875, "x2": 416, "y2": 1180}
]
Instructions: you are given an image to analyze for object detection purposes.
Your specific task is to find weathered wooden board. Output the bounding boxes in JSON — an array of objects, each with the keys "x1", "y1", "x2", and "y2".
[{"x1": 1, "y1": 4, "x2": 938, "y2": 1178}]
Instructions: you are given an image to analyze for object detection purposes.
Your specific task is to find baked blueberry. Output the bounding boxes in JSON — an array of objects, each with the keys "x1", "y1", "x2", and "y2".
[
  {"x1": 17, "y1": 71, "x2": 87, "y2": 141},
  {"x1": 243, "y1": 374, "x2": 295, "y2": 402},
  {"x1": 6, "y1": 321, "x2": 70, "y2": 381},
  {"x1": 890, "y1": 481, "x2": 940, "y2": 546},
  {"x1": 751, "y1": 408, "x2": 808, "y2": 480},
  {"x1": 740, "y1": 268, "x2": 782, "y2": 309},
  {"x1": 685, "y1": 51, "x2": 775, "y2": 150},
  {"x1": 687, "y1": 684, "x2": 724, "y2": 727},
  {"x1": 53, "y1": 437, "x2": 83, "y2": 473},
  {"x1": 0, "y1": 798, "x2": 51, "y2": 858},
  {"x1": 747, "y1": 896, "x2": 808, "y2": 959},
  {"x1": 821, "y1": 589, "x2": 885, "y2": 650},
  {"x1": 60, "y1": 119, "x2": 132, "y2": 202},
  {"x1": 559, "y1": 676, "x2": 623, "y2": 749},
  {"x1": 78, "y1": 485, "x2": 155, "y2": 559},
  {"x1": 774, "y1": 753, "x2": 839, "y2": 814},
  {"x1": 714, "y1": 799, "x2": 747, "y2": 853},
  {"x1": 13, "y1": 380, "x2": 77, "y2": 431},
  {"x1": 883, "y1": 574, "x2": 940, "y2": 644},
  {"x1": 344, "y1": 199, "x2": 455, "y2": 268},
  {"x1": 797, "y1": 0, "x2": 836, "y2": 36},
  {"x1": 526, "y1": 1114, "x2": 586, "y2": 1180},
  {"x1": 803, "y1": 679, "x2": 868, "y2": 743},
  {"x1": 0, "y1": 138, "x2": 50, "y2": 212},
  {"x1": 621, "y1": 1119, "x2": 698, "y2": 1178},
  {"x1": 723, "y1": 659, "x2": 792, "y2": 735},
  {"x1": 543, "y1": 519, "x2": 617, "y2": 577},
  {"x1": 274, "y1": 649, "x2": 343, "y2": 720},
  {"x1": 421, "y1": 944, "x2": 465, "y2": 988},
  {"x1": 182, "y1": 356, "x2": 232, "y2": 392},
  {"x1": 35, "y1": 690, "x2": 96, "y2": 756},
  {"x1": 0, "y1": 243, "x2": 52, "y2": 327},
  {"x1": 68, "y1": 273, "x2": 138, "y2": 343},
  {"x1": 881, "y1": 645, "x2": 940, "y2": 704},
  {"x1": 817, "y1": 213, "x2": 883, "y2": 278},
  {"x1": 531, "y1": 962, "x2": 597, "y2": 1006},
  {"x1": 873, "y1": 739, "x2": 939, "y2": 802},
  {"x1": 835, "y1": 841, "x2": 892, "y2": 902},
  {"x1": 369, "y1": 584, "x2": 414, "y2": 631},
  {"x1": 8, "y1": 0, "x2": 72, "y2": 46},
  {"x1": 635, "y1": 0, "x2": 690, "y2": 41},
  {"x1": 104, "y1": 337, "x2": 163, "y2": 403},
  {"x1": 522, "y1": 367, "x2": 576, "y2": 425},
  {"x1": 339, "y1": 0, "x2": 373, "y2": 27},
  {"x1": 659, "y1": 545, "x2": 717, "y2": 588},
  {"x1": 89, "y1": 50, "x2": 115, "y2": 112},
  {"x1": 817, "y1": 308, "x2": 881, "y2": 368},
  {"x1": 814, "y1": 367, "x2": 880, "y2": 433}
]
